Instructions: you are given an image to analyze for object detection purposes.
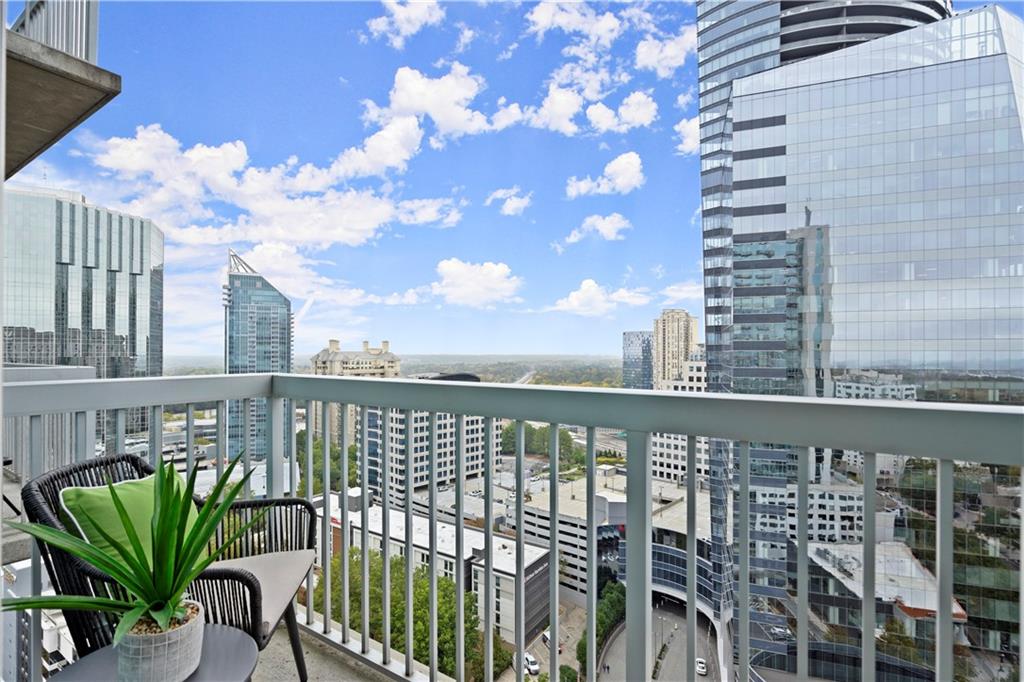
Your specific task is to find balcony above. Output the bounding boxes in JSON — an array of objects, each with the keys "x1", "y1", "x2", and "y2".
[{"x1": 5, "y1": 29, "x2": 120, "y2": 179}]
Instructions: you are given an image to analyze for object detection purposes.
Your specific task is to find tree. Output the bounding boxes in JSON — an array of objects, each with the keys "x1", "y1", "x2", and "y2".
[
  {"x1": 576, "y1": 581, "x2": 626, "y2": 672},
  {"x1": 560, "y1": 663, "x2": 577, "y2": 682},
  {"x1": 313, "y1": 548, "x2": 505, "y2": 681}
]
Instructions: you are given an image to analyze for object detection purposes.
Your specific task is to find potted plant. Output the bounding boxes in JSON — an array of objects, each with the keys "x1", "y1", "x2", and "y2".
[{"x1": 2, "y1": 457, "x2": 265, "y2": 682}]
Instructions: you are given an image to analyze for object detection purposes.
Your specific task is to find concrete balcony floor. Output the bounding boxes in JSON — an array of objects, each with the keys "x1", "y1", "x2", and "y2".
[{"x1": 254, "y1": 624, "x2": 391, "y2": 682}]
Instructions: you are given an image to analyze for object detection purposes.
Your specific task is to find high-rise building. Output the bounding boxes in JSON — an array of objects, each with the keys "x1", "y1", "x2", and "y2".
[
  {"x1": 699, "y1": 1, "x2": 1021, "y2": 677},
  {"x1": 310, "y1": 339, "x2": 401, "y2": 445},
  {"x1": 653, "y1": 309, "x2": 699, "y2": 386},
  {"x1": 224, "y1": 250, "x2": 293, "y2": 461},
  {"x1": 3, "y1": 187, "x2": 164, "y2": 441},
  {"x1": 621, "y1": 331, "x2": 654, "y2": 389}
]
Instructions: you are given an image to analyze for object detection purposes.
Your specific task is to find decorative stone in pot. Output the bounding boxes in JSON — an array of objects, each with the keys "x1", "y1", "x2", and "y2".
[{"x1": 116, "y1": 600, "x2": 205, "y2": 682}]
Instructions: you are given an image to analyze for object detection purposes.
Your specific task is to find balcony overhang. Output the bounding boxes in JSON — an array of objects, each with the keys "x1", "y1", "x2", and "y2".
[{"x1": 5, "y1": 29, "x2": 121, "y2": 179}]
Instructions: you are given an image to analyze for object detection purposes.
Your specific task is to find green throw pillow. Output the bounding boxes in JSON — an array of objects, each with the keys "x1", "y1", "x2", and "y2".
[{"x1": 59, "y1": 472, "x2": 203, "y2": 566}]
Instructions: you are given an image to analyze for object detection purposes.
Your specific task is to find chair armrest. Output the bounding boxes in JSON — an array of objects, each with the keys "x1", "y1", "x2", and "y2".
[
  {"x1": 190, "y1": 565, "x2": 263, "y2": 643},
  {"x1": 210, "y1": 497, "x2": 317, "y2": 558}
]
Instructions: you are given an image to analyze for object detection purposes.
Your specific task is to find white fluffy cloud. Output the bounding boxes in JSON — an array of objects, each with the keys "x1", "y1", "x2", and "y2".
[
  {"x1": 88, "y1": 123, "x2": 460, "y2": 248},
  {"x1": 431, "y1": 258, "x2": 524, "y2": 308},
  {"x1": 367, "y1": 0, "x2": 445, "y2": 50},
  {"x1": 524, "y1": 84, "x2": 585, "y2": 136},
  {"x1": 454, "y1": 23, "x2": 476, "y2": 53},
  {"x1": 364, "y1": 62, "x2": 492, "y2": 149},
  {"x1": 586, "y1": 91, "x2": 658, "y2": 133},
  {"x1": 674, "y1": 115, "x2": 700, "y2": 155},
  {"x1": 661, "y1": 280, "x2": 704, "y2": 304},
  {"x1": 635, "y1": 24, "x2": 697, "y2": 78},
  {"x1": 485, "y1": 186, "x2": 533, "y2": 216},
  {"x1": 564, "y1": 213, "x2": 632, "y2": 244},
  {"x1": 675, "y1": 86, "x2": 696, "y2": 110},
  {"x1": 549, "y1": 279, "x2": 650, "y2": 316},
  {"x1": 566, "y1": 151, "x2": 645, "y2": 198},
  {"x1": 526, "y1": 2, "x2": 623, "y2": 48}
]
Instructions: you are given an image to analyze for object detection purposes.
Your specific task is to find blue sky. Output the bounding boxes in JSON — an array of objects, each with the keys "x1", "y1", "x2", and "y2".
[{"x1": 12, "y1": 1, "x2": 1016, "y2": 358}]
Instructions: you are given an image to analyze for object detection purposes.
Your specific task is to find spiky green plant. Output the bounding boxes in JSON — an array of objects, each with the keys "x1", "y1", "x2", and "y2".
[{"x1": 2, "y1": 457, "x2": 266, "y2": 644}]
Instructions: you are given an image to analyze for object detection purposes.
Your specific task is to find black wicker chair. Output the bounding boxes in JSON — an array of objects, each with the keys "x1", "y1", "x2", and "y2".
[{"x1": 21, "y1": 453, "x2": 317, "y2": 680}]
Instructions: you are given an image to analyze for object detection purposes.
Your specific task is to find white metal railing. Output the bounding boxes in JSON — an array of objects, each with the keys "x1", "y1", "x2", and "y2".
[
  {"x1": 2, "y1": 373, "x2": 1022, "y2": 682},
  {"x1": 10, "y1": 0, "x2": 99, "y2": 63}
]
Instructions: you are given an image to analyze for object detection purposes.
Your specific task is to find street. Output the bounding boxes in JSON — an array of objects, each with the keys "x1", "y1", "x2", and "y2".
[{"x1": 597, "y1": 601, "x2": 718, "y2": 681}]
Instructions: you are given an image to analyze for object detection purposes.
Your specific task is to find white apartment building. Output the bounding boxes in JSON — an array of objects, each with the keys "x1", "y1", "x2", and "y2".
[
  {"x1": 310, "y1": 340, "x2": 401, "y2": 443},
  {"x1": 652, "y1": 355, "x2": 708, "y2": 483},
  {"x1": 350, "y1": 506, "x2": 549, "y2": 643},
  {"x1": 653, "y1": 309, "x2": 699, "y2": 385},
  {"x1": 832, "y1": 370, "x2": 918, "y2": 401},
  {"x1": 750, "y1": 483, "x2": 897, "y2": 543},
  {"x1": 358, "y1": 387, "x2": 500, "y2": 501}
]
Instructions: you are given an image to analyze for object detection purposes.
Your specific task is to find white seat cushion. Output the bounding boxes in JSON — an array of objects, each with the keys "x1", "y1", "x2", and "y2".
[{"x1": 213, "y1": 549, "x2": 316, "y2": 637}]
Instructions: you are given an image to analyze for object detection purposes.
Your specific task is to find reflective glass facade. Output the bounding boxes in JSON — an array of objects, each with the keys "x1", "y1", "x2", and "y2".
[
  {"x1": 225, "y1": 258, "x2": 292, "y2": 461},
  {"x1": 622, "y1": 330, "x2": 654, "y2": 389},
  {"x1": 3, "y1": 187, "x2": 164, "y2": 438},
  {"x1": 725, "y1": 5, "x2": 1023, "y2": 678}
]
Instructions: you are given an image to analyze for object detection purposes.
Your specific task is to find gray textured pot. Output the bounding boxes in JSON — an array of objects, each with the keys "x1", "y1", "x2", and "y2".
[{"x1": 116, "y1": 600, "x2": 205, "y2": 682}]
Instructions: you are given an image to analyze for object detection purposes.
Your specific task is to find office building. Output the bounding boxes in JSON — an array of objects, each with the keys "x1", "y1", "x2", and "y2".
[
  {"x1": 310, "y1": 339, "x2": 401, "y2": 445},
  {"x1": 652, "y1": 352, "x2": 709, "y2": 483},
  {"x1": 3, "y1": 187, "x2": 164, "y2": 442},
  {"x1": 700, "y1": 1, "x2": 1020, "y2": 674},
  {"x1": 653, "y1": 309, "x2": 699, "y2": 385},
  {"x1": 621, "y1": 331, "x2": 653, "y2": 389},
  {"x1": 350, "y1": 505, "x2": 550, "y2": 644},
  {"x1": 357, "y1": 375, "x2": 500, "y2": 500},
  {"x1": 224, "y1": 250, "x2": 293, "y2": 461}
]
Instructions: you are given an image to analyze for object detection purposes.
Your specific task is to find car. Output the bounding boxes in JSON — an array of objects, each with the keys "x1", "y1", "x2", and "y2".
[
  {"x1": 541, "y1": 630, "x2": 563, "y2": 654},
  {"x1": 695, "y1": 658, "x2": 708, "y2": 676},
  {"x1": 512, "y1": 652, "x2": 541, "y2": 676}
]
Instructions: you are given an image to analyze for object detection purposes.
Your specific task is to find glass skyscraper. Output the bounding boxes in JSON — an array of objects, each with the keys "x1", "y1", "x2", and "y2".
[
  {"x1": 700, "y1": 1, "x2": 1023, "y2": 678},
  {"x1": 622, "y1": 330, "x2": 654, "y2": 389},
  {"x1": 224, "y1": 250, "x2": 293, "y2": 461},
  {"x1": 3, "y1": 186, "x2": 164, "y2": 440}
]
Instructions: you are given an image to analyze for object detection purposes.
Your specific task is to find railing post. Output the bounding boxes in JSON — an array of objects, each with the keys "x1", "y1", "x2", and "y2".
[
  {"x1": 404, "y1": 408, "x2": 415, "y2": 677},
  {"x1": 73, "y1": 410, "x2": 91, "y2": 463},
  {"x1": 585, "y1": 427, "x2": 597, "y2": 682},
  {"x1": 149, "y1": 405, "x2": 163, "y2": 468},
  {"x1": 321, "y1": 399, "x2": 332, "y2": 634},
  {"x1": 548, "y1": 422, "x2": 560, "y2": 681},
  {"x1": 242, "y1": 397, "x2": 252, "y2": 499},
  {"x1": 268, "y1": 398, "x2": 284, "y2": 498},
  {"x1": 360, "y1": 405, "x2": 370, "y2": 655},
  {"x1": 305, "y1": 401, "x2": 315, "y2": 627},
  {"x1": 514, "y1": 420, "x2": 526, "y2": 682},
  {"x1": 429, "y1": 411, "x2": 440, "y2": 681},
  {"x1": 185, "y1": 404, "x2": 195, "y2": 475},
  {"x1": 340, "y1": 404, "x2": 351, "y2": 644},
  {"x1": 382, "y1": 407, "x2": 392, "y2": 664},
  {"x1": 483, "y1": 417, "x2": 495, "y2": 682},
  {"x1": 738, "y1": 440, "x2": 751, "y2": 682},
  {"x1": 798, "y1": 447, "x2": 811, "y2": 681},
  {"x1": 29, "y1": 415, "x2": 43, "y2": 682},
  {"x1": 114, "y1": 408, "x2": 125, "y2": 455},
  {"x1": 216, "y1": 400, "x2": 227, "y2": 480},
  {"x1": 936, "y1": 458, "x2": 954, "y2": 681},
  {"x1": 455, "y1": 414, "x2": 466, "y2": 682},
  {"x1": 686, "y1": 434, "x2": 698, "y2": 682},
  {"x1": 861, "y1": 452, "x2": 876, "y2": 682},
  {"x1": 625, "y1": 430, "x2": 652, "y2": 682}
]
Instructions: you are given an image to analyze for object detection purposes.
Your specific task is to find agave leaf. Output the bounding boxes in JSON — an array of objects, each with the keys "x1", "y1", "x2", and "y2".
[
  {"x1": 169, "y1": 506, "x2": 269, "y2": 607},
  {"x1": 173, "y1": 464, "x2": 203, "y2": 573},
  {"x1": 4, "y1": 521, "x2": 150, "y2": 598},
  {"x1": 106, "y1": 476, "x2": 152, "y2": 577},
  {"x1": 153, "y1": 462, "x2": 180, "y2": 597},
  {"x1": 1, "y1": 595, "x2": 133, "y2": 613},
  {"x1": 75, "y1": 508, "x2": 155, "y2": 600},
  {"x1": 150, "y1": 600, "x2": 175, "y2": 632},
  {"x1": 112, "y1": 602, "x2": 149, "y2": 646},
  {"x1": 176, "y1": 458, "x2": 251, "y2": 575}
]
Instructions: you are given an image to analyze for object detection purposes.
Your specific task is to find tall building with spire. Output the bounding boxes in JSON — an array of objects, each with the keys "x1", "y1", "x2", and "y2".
[{"x1": 224, "y1": 250, "x2": 292, "y2": 461}]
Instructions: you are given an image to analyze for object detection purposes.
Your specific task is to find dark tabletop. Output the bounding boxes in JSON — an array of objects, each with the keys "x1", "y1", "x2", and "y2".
[{"x1": 56, "y1": 624, "x2": 258, "y2": 681}]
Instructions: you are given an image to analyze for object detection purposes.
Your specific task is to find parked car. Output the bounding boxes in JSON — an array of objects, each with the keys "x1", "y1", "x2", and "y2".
[
  {"x1": 513, "y1": 652, "x2": 541, "y2": 676},
  {"x1": 541, "y1": 630, "x2": 563, "y2": 654},
  {"x1": 696, "y1": 658, "x2": 708, "y2": 676}
]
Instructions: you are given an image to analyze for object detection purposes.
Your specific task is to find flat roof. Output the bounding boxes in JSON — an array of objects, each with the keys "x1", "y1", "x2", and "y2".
[
  {"x1": 523, "y1": 472, "x2": 685, "y2": 525},
  {"x1": 351, "y1": 505, "x2": 547, "y2": 576},
  {"x1": 651, "y1": 486, "x2": 717, "y2": 541},
  {"x1": 808, "y1": 542, "x2": 966, "y2": 621}
]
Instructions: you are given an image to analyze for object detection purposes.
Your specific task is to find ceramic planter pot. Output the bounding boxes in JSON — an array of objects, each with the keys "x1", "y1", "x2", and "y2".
[{"x1": 116, "y1": 600, "x2": 204, "y2": 682}]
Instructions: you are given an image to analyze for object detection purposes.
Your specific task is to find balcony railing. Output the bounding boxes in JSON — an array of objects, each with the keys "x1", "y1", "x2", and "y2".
[
  {"x1": 3, "y1": 373, "x2": 1022, "y2": 681},
  {"x1": 11, "y1": 0, "x2": 99, "y2": 63}
]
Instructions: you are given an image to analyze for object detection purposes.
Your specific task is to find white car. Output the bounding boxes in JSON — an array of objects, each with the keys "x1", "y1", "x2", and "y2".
[
  {"x1": 696, "y1": 658, "x2": 708, "y2": 676},
  {"x1": 513, "y1": 652, "x2": 541, "y2": 676}
]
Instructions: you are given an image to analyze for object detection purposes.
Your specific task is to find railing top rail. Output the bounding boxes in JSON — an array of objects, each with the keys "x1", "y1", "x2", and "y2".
[{"x1": 2, "y1": 372, "x2": 1021, "y2": 464}]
